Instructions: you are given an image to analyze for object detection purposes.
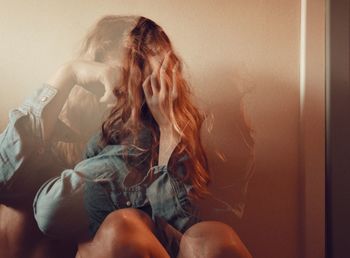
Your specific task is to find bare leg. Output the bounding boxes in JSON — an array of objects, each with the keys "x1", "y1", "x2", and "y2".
[
  {"x1": 0, "y1": 205, "x2": 76, "y2": 258},
  {"x1": 76, "y1": 208, "x2": 170, "y2": 258},
  {"x1": 177, "y1": 221, "x2": 252, "y2": 258}
]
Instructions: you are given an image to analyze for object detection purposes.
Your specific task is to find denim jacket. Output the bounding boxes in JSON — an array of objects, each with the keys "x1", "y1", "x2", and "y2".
[
  {"x1": 0, "y1": 85, "x2": 65, "y2": 207},
  {"x1": 0, "y1": 84, "x2": 200, "y2": 240}
]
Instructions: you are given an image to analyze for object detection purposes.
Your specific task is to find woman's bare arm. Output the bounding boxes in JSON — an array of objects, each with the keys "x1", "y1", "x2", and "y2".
[
  {"x1": 42, "y1": 61, "x2": 120, "y2": 142},
  {"x1": 42, "y1": 64, "x2": 75, "y2": 142},
  {"x1": 142, "y1": 52, "x2": 180, "y2": 166},
  {"x1": 158, "y1": 127, "x2": 180, "y2": 166}
]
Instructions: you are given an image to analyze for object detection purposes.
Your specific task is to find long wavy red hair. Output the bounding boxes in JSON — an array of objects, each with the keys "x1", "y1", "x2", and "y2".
[{"x1": 101, "y1": 17, "x2": 210, "y2": 198}]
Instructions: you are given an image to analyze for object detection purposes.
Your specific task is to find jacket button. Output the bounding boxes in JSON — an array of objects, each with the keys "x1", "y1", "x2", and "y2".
[
  {"x1": 41, "y1": 96, "x2": 48, "y2": 102},
  {"x1": 126, "y1": 201, "x2": 131, "y2": 207}
]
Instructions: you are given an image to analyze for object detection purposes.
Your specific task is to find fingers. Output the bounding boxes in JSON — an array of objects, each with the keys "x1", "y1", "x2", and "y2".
[
  {"x1": 142, "y1": 75, "x2": 152, "y2": 99},
  {"x1": 150, "y1": 71, "x2": 159, "y2": 93},
  {"x1": 146, "y1": 51, "x2": 176, "y2": 100},
  {"x1": 160, "y1": 51, "x2": 171, "y2": 96},
  {"x1": 99, "y1": 88, "x2": 114, "y2": 103},
  {"x1": 98, "y1": 65, "x2": 119, "y2": 103},
  {"x1": 99, "y1": 78, "x2": 116, "y2": 104},
  {"x1": 171, "y1": 62, "x2": 179, "y2": 100},
  {"x1": 160, "y1": 51, "x2": 171, "y2": 74}
]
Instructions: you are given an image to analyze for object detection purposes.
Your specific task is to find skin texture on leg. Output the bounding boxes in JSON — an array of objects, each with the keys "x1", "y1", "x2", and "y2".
[
  {"x1": 177, "y1": 221, "x2": 252, "y2": 258},
  {"x1": 0, "y1": 205, "x2": 76, "y2": 258},
  {"x1": 76, "y1": 208, "x2": 170, "y2": 258},
  {"x1": 0, "y1": 204, "x2": 252, "y2": 258}
]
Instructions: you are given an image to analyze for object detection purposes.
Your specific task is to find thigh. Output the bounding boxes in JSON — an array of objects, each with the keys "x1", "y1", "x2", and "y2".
[
  {"x1": 177, "y1": 221, "x2": 252, "y2": 258},
  {"x1": 0, "y1": 205, "x2": 76, "y2": 258}
]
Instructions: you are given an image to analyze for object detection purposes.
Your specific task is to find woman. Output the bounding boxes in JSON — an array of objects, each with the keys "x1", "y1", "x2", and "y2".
[{"x1": 1, "y1": 15, "x2": 251, "y2": 257}]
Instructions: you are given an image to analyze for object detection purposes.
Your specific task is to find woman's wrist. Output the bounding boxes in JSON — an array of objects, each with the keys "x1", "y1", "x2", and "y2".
[
  {"x1": 160, "y1": 126, "x2": 181, "y2": 142},
  {"x1": 41, "y1": 62, "x2": 76, "y2": 142},
  {"x1": 160, "y1": 125, "x2": 176, "y2": 135},
  {"x1": 158, "y1": 126, "x2": 181, "y2": 166},
  {"x1": 47, "y1": 62, "x2": 76, "y2": 91}
]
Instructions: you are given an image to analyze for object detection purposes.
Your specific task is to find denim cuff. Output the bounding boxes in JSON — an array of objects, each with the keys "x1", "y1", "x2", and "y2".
[{"x1": 151, "y1": 165, "x2": 168, "y2": 175}]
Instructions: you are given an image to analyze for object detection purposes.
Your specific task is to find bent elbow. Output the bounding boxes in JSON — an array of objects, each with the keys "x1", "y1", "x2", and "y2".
[
  {"x1": 33, "y1": 175, "x2": 90, "y2": 239},
  {"x1": 33, "y1": 180, "x2": 64, "y2": 237}
]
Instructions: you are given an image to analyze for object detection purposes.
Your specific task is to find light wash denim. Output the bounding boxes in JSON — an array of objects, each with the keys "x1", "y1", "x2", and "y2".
[{"x1": 0, "y1": 84, "x2": 200, "y2": 242}]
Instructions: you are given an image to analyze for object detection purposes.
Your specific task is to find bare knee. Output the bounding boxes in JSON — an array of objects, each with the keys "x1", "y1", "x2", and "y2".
[
  {"x1": 78, "y1": 208, "x2": 155, "y2": 258},
  {"x1": 178, "y1": 221, "x2": 252, "y2": 258},
  {"x1": 97, "y1": 208, "x2": 155, "y2": 239}
]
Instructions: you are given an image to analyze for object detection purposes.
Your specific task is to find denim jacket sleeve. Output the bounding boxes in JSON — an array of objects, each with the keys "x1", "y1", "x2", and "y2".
[
  {"x1": 33, "y1": 167, "x2": 91, "y2": 239},
  {"x1": 146, "y1": 156, "x2": 201, "y2": 233},
  {"x1": 83, "y1": 132, "x2": 103, "y2": 159},
  {"x1": 0, "y1": 84, "x2": 58, "y2": 194}
]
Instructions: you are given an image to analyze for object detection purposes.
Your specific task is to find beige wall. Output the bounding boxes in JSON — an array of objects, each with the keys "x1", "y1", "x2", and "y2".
[
  {"x1": 0, "y1": 1, "x2": 324, "y2": 257},
  {"x1": 302, "y1": 0, "x2": 325, "y2": 257}
]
